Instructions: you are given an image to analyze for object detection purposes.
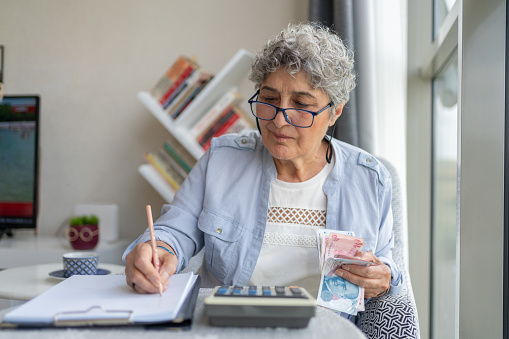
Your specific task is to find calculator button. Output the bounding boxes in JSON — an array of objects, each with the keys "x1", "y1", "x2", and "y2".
[
  {"x1": 290, "y1": 287, "x2": 302, "y2": 295},
  {"x1": 215, "y1": 286, "x2": 230, "y2": 296},
  {"x1": 248, "y1": 286, "x2": 258, "y2": 295},
  {"x1": 232, "y1": 286, "x2": 243, "y2": 295},
  {"x1": 275, "y1": 286, "x2": 286, "y2": 295},
  {"x1": 262, "y1": 286, "x2": 272, "y2": 296}
]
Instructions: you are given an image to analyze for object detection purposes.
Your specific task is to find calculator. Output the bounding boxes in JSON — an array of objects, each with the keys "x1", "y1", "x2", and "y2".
[{"x1": 204, "y1": 285, "x2": 316, "y2": 328}]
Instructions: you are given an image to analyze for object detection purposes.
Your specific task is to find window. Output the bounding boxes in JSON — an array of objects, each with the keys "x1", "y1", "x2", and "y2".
[
  {"x1": 431, "y1": 2, "x2": 459, "y2": 338},
  {"x1": 431, "y1": 51, "x2": 457, "y2": 338},
  {"x1": 433, "y1": 0, "x2": 456, "y2": 38},
  {"x1": 407, "y1": 1, "x2": 459, "y2": 338},
  {"x1": 409, "y1": 0, "x2": 506, "y2": 337}
]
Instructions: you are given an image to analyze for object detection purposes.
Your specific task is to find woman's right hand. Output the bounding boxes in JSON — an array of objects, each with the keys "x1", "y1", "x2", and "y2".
[{"x1": 125, "y1": 241, "x2": 178, "y2": 294}]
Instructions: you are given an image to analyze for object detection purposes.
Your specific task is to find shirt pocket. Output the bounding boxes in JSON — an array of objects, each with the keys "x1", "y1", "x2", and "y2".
[{"x1": 197, "y1": 210, "x2": 243, "y2": 281}]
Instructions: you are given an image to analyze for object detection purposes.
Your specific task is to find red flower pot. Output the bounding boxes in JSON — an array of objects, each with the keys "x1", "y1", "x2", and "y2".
[{"x1": 66, "y1": 224, "x2": 99, "y2": 250}]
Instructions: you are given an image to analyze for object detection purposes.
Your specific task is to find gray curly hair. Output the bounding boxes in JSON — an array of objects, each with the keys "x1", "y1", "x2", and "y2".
[{"x1": 249, "y1": 22, "x2": 356, "y2": 109}]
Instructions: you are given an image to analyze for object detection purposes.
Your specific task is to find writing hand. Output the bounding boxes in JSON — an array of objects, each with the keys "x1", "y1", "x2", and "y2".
[
  {"x1": 125, "y1": 241, "x2": 177, "y2": 294},
  {"x1": 334, "y1": 251, "x2": 391, "y2": 299}
]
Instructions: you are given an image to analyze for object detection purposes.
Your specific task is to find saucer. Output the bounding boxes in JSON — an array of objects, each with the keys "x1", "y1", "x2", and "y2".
[{"x1": 49, "y1": 268, "x2": 111, "y2": 280}]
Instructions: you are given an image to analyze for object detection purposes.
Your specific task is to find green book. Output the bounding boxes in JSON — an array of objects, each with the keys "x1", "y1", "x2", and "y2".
[{"x1": 163, "y1": 141, "x2": 193, "y2": 173}]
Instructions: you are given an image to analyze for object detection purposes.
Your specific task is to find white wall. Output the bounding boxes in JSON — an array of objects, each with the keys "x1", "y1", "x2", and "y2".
[{"x1": 0, "y1": 0, "x2": 308, "y2": 241}]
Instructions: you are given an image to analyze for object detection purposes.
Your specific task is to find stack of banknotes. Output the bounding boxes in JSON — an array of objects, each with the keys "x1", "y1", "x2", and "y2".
[{"x1": 316, "y1": 229, "x2": 374, "y2": 315}]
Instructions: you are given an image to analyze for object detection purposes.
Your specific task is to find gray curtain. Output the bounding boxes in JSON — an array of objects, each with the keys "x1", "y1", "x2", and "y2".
[{"x1": 309, "y1": 0, "x2": 377, "y2": 154}]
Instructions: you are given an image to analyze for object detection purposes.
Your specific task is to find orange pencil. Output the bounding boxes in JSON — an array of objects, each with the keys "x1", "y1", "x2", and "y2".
[{"x1": 146, "y1": 204, "x2": 163, "y2": 295}]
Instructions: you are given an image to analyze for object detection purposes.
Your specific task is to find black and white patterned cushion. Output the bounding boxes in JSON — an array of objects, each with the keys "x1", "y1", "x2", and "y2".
[{"x1": 358, "y1": 292, "x2": 419, "y2": 338}]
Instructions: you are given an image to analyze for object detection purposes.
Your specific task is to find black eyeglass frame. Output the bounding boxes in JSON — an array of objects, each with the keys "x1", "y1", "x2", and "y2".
[{"x1": 248, "y1": 91, "x2": 333, "y2": 128}]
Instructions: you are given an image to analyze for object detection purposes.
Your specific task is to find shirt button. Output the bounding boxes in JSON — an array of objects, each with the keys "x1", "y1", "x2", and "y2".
[
  {"x1": 216, "y1": 228, "x2": 222, "y2": 234},
  {"x1": 241, "y1": 139, "x2": 247, "y2": 144},
  {"x1": 366, "y1": 158, "x2": 371, "y2": 163}
]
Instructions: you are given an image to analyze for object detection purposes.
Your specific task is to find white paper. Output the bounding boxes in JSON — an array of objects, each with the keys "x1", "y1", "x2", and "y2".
[{"x1": 5, "y1": 272, "x2": 197, "y2": 325}]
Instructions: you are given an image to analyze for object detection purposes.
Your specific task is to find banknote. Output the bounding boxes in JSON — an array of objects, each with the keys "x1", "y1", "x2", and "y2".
[
  {"x1": 323, "y1": 256, "x2": 374, "y2": 312},
  {"x1": 316, "y1": 229, "x2": 368, "y2": 315},
  {"x1": 324, "y1": 233, "x2": 364, "y2": 258},
  {"x1": 316, "y1": 229, "x2": 363, "y2": 270},
  {"x1": 328, "y1": 254, "x2": 375, "y2": 267},
  {"x1": 316, "y1": 229, "x2": 355, "y2": 268},
  {"x1": 317, "y1": 257, "x2": 365, "y2": 315}
]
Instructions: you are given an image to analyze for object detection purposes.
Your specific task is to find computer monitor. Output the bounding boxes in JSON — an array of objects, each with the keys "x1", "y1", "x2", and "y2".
[{"x1": 0, "y1": 95, "x2": 40, "y2": 236}]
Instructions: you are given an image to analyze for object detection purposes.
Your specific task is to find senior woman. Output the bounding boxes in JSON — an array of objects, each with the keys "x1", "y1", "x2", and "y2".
[{"x1": 123, "y1": 22, "x2": 402, "y2": 322}]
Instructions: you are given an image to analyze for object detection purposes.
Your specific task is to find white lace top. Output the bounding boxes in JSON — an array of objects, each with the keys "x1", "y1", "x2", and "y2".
[{"x1": 249, "y1": 157, "x2": 334, "y2": 297}]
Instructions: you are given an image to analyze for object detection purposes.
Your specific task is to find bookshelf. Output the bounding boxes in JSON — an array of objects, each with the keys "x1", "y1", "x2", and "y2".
[
  {"x1": 138, "y1": 49, "x2": 254, "y2": 202},
  {"x1": 138, "y1": 164, "x2": 175, "y2": 202}
]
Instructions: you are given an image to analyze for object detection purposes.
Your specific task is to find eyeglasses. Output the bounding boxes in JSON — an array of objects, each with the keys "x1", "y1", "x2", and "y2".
[{"x1": 248, "y1": 91, "x2": 332, "y2": 128}]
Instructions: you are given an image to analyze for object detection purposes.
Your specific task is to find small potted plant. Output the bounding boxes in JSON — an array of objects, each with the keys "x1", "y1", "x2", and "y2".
[{"x1": 66, "y1": 214, "x2": 100, "y2": 250}]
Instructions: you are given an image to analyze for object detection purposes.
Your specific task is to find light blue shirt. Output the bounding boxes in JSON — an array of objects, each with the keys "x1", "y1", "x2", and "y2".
[{"x1": 124, "y1": 131, "x2": 402, "y2": 296}]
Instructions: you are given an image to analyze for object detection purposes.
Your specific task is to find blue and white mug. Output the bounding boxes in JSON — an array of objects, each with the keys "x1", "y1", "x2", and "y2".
[{"x1": 63, "y1": 252, "x2": 99, "y2": 278}]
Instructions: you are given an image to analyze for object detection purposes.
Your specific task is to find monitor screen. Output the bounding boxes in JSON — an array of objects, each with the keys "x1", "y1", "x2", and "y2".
[{"x1": 0, "y1": 95, "x2": 39, "y2": 231}]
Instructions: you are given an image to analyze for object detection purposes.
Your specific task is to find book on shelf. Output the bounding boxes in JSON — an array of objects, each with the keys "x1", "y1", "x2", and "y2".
[
  {"x1": 189, "y1": 89, "x2": 243, "y2": 139},
  {"x1": 163, "y1": 135, "x2": 197, "y2": 173},
  {"x1": 196, "y1": 107, "x2": 236, "y2": 149},
  {"x1": 160, "y1": 65, "x2": 198, "y2": 109},
  {"x1": 151, "y1": 56, "x2": 198, "y2": 103},
  {"x1": 167, "y1": 70, "x2": 214, "y2": 119},
  {"x1": 145, "y1": 152, "x2": 185, "y2": 191},
  {"x1": 197, "y1": 106, "x2": 254, "y2": 151},
  {"x1": 157, "y1": 148, "x2": 188, "y2": 180},
  {"x1": 221, "y1": 107, "x2": 254, "y2": 134}
]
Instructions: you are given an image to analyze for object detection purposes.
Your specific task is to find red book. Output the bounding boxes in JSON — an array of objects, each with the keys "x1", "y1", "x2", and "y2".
[
  {"x1": 151, "y1": 56, "x2": 194, "y2": 101},
  {"x1": 160, "y1": 64, "x2": 196, "y2": 107},
  {"x1": 197, "y1": 107, "x2": 234, "y2": 146},
  {"x1": 201, "y1": 109, "x2": 240, "y2": 151}
]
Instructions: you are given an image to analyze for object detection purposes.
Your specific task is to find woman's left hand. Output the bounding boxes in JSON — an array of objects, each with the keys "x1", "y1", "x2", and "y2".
[{"x1": 334, "y1": 251, "x2": 391, "y2": 299}]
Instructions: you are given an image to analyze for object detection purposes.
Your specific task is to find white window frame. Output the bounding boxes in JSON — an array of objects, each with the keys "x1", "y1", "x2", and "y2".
[{"x1": 457, "y1": 0, "x2": 505, "y2": 337}]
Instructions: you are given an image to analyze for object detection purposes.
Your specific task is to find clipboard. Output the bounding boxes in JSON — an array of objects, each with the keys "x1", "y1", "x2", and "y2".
[
  {"x1": 145, "y1": 274, "x2": 201, "y2": 330},
  {"x1": 2, "y1": 272, "x2": 201, "y2": 330}
]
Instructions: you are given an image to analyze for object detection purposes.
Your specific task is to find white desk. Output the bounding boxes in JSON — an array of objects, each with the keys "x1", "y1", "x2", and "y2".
[
  {"x1": 0, "y1": 288, "x2": 367, "y2": 338},
  {"x1": 0, "y1": 230, "x2": 130, "y2": 268},
  {"x1": 0, "y1": 263, "x2": 126, "y2": 301}
]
